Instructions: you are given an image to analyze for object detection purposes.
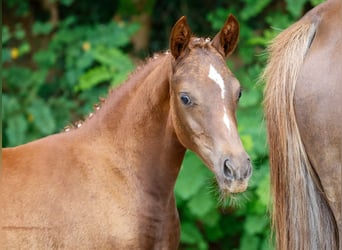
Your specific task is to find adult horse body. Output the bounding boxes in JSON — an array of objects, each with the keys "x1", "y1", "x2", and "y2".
[
  {"x1": 1, "y1": 15, "x2": 251, "y2": 249},
  {"x1": 264, "y1": 0, "x2": 341, "y2": 249}
]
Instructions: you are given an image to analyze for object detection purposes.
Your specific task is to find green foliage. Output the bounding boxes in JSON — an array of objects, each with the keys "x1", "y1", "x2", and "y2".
[
  {"x1": 285, "y1": 0, "x2": 308, "y2": 18},
  {"x1": 2, "y1": 3, "x2": 138, "y2": 146}
]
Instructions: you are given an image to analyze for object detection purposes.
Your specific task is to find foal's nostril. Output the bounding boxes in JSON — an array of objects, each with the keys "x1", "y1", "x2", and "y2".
[
  {"x1": 223, "y1": 159, "x2": 234, "y2": 180},
  {"x1": 223, "y1": 157, "x2": 252, "y2": 180},
  {"x1": 244, "y1": 164, "x2": 252, "y2": 179}
]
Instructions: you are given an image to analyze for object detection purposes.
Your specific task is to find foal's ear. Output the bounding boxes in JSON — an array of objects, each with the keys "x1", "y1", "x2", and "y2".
[
  {"x1": 170, "y1": 16, "x2": 191, "y2": 59},
  {"x1": 211, "y1": 14, "x2": 239, "y2": 58}
]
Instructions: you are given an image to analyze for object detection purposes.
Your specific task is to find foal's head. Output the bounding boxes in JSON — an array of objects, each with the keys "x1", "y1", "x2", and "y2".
[{"x1": 169, "y1": 15, "x2": 252, "y2": 194}]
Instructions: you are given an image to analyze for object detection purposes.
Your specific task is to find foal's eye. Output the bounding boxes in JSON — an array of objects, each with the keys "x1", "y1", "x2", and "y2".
[
  {"x1": 238, "y1": 88, "x2": 242, "y2": 100},
  {"x1": 180, "y1": 94, "x2": 192, "y2": 106}
]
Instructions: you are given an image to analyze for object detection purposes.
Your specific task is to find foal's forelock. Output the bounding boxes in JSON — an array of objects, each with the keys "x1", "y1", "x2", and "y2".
[{"x1": 190, "y1": 37, "x2": 212, "y2": 48}]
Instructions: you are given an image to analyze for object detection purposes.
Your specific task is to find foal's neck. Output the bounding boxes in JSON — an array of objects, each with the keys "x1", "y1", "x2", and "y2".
[{"x1": 85, "y1": 53, "x2": 186, "y2": 203}]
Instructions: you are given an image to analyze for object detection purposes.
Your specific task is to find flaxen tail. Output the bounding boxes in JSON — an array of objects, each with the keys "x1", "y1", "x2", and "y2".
[{"x1": 263, "y1": 18, "x2": 338, "y2": 250}]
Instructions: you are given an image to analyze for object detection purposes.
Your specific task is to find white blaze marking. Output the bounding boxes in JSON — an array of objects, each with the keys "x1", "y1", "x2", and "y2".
[
  {"x1": 208, "y1": 64, "x2": 225, "y2": 99},
  {"x1": 208, "y1": 64, "x2": 231, "y2": 131},
  {"x1": 223, "y1": 107, "x2": 231, "y2": 131}
]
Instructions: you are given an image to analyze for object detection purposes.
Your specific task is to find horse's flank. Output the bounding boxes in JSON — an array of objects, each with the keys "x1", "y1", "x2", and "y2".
[{"x1": 263, "y1": 0, "x2": 341, "y2": 249}]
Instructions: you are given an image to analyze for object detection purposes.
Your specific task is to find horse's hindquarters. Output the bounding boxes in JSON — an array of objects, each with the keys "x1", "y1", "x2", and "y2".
[{"x1": 294, "y1": 12, "x2": 342, "y2": 234}]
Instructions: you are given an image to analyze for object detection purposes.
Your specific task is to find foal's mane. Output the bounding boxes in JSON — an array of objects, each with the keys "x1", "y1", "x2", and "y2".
[
  {"x1": 64, "y1": 52, "x2": 171, "y2": 131},
  {"x1": 64, "y1": 37, "x2": 215, "y2": 131},
  {"x1": 263, "y1": 11, "x2": 338, "y2": 250}
]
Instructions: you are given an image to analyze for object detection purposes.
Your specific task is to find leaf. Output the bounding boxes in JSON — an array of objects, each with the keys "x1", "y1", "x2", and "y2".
[
  {"x1": 244, "y1": 215, "x2": 269, "y2": 235},
  {"x1": 175, "y1": 152, "x2": 212, "y2": 201},
  {"x1": 5, "y1": 114, "x2": 28, "y2": 146},
  {"x1": 248, "y1": 162, "x2": 269, "y2": 189},
  {"x1": 111, "y1": 71, "x2": 131, "y2": 87},
  {"x1": 86, "y1": 22, "x2": 139, "y2": 49},
  {"x1": 265, "y1": 11, "x2": 295, "y2": 29},
  {"x1": 255, "y1": 173, "x2": 270, "y2": 207},
  {"x1": 7, "y1": 1, "x2": 29, "y2": 16},
  {"x1": 239, "y1": 88, "x2": 262, "y2": 108},
  {"x1": 261, "y1": 236, "x2": 275, "y2": 250},
  {"x1": 27, "y1": 99, "x2": 56, "y2": 135},
  {"x1": 66, "y1": 69, "x2": 82, "y2": 86},
  {"x1": 2, "y1": 48, "x2": 11, "y2": 63},
  {"x1": 29, "y1": 70, "x2": 48, "y2": 89},
  {"x1": 286, "y1": 0, "x2": 307, "y2": 17},
  {"x1": 187, "y1": 189, "x2": 216, "y2": 218},
  {"x1": 207, "y1": 8, "x2": 237, "y2": 30},
  {"x1": 76, "y1": 52, "x2": 94, "y2": 70},
  {"x1": 59, "y1": 0, "x2": 74, "y2": 6},
  {"x1": 77, "y1": 66, "x2": 112, "y2": 91},
  {"x1": 103, "y1": 23, "x2": 139, "y2": 48},
  {"x1": 14, "y1": 27, "x2": 26, "y2": 40},
  {"x1": 3, "y1": 66, "x2": 33, "y2": 89},
  {"x1": 90, "y1": 47, "x2": 134, "y2": 87},
  {"x1": 92, "y1": 47, "x2": 134, "y2": 71},
  {"x1": 310, "y1": 0, "x2": 324, "y2": 6},
  {"x1": 204, "y1": 223, "x2": 224, "y2": 241},
  {"x1": 2, "y1": 94, "x2": 20, "y2": 118},
  {"x1": 33, "y1": 49, "x2": 57, "y2": 67},
  {"x1": 2, "y1": 25, "x2": 11, "y2": 44},
  {"x1": 241, "y1": 0, "x2": 272, "y2": 20},
  {"x1": 59, "y1": 16, "x2": 77, "y2": 28},
  {"x1": 180, "y1": 222, "x2": 205, "y2": 245},
  {"x1": 201, "y1": 207, "x2": 221, "y2": 228},
  {"x1": 240, "y1": 234, "x2": 260, "y2": 250},
  {"x1": 32, "y1": 22, "x2": 53, "y2": 35},
  {"x1": 18, "y1": 42, "x2": 31, "y2": 55},
  {"x1": 240, "y1": 134, "x2": 254, "y2": 153}
]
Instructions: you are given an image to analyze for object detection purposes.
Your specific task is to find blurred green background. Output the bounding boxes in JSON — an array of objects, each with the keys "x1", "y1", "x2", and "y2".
[{"x1": 2, "y1": 0, "x2": 322, "y2": 249}]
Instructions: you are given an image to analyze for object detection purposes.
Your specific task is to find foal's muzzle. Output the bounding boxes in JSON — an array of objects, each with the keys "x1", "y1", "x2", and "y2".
[{"x1": 219, "y1": 155, "x2": 252, "y2": 193}]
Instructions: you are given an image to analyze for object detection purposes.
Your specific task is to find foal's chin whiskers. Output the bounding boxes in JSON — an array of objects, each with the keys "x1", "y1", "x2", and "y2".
[
  {"x1": 220, "y1": 191, "x2": 250, "y2": 209},
  {"x1": 206, "y1": 176, "x2": 250, "y2": 209}
]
